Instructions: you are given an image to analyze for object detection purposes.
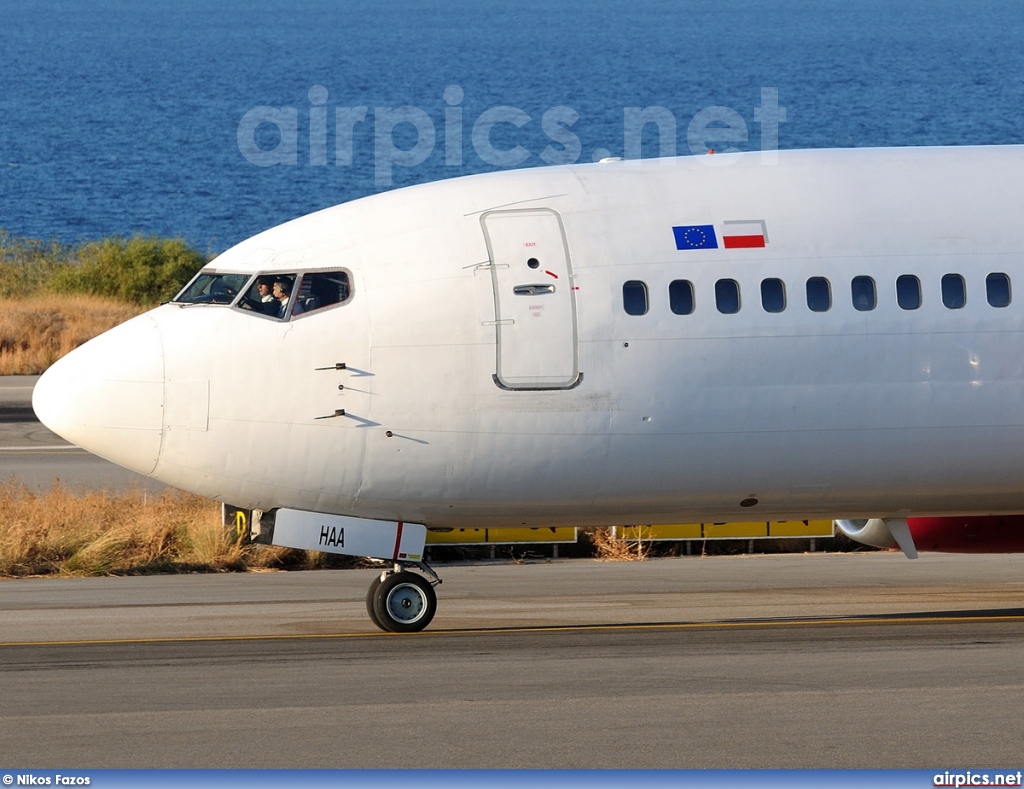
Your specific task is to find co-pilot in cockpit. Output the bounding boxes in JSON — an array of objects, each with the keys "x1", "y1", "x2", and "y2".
[{"x1": 174, "y1": 269, "x2": 352, "y2": 320}]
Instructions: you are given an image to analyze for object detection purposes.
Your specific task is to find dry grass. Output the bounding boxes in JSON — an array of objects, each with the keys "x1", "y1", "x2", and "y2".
[
  {"x1": 0, "y1": 294, "x2": 143, "y2": 374},
  {"x1": 588, "y1": 527, "x2": 651, "y2": 561},
  {"x1": 0, "y1": 483, "x2": 306, "y2": 577}
]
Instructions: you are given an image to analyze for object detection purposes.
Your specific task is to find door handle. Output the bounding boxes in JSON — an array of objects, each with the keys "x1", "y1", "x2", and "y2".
[{"x1": 513, "y1": 284, "x2": 556, "y2": 295}]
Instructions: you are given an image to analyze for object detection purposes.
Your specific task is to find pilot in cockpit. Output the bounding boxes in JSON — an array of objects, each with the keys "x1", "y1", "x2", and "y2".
[
  {"x1": 272, "y1": 278, "x2": 292, "y2": 318},
  {"x1": 256, "y1": 276, "x2": 276, "y2": 312}
]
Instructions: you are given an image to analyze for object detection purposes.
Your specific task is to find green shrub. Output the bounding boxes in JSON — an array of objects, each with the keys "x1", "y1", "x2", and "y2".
[
  {"x1": 50, "y1": 235, "x2": 208, "y2": 305},
  {"x1": 0, "y1": 230, "x2": 73, "y2": 298},
  {"x1": 0, "y1": 230, "x2": 209, "y2": 305}
]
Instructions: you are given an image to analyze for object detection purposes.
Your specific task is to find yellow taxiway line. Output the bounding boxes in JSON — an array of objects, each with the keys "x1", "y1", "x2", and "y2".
[{"x1": 3, "y1": 611, "x2": 1024, "y2": 648}]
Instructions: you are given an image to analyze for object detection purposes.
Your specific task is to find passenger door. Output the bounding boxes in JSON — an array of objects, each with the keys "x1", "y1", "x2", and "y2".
[{"x1": 481, "y1": 208, "x2": 580, "y2": 390}]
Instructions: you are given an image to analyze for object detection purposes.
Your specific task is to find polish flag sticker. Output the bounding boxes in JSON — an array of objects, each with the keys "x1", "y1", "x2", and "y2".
[{"x1": 722, "y1": 220, "x2": 768, "y2": 249}]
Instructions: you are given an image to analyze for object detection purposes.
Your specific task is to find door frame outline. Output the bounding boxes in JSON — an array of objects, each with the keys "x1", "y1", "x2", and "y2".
[{"x1": 480, "y1": 207, "x2": 582, "y2": 391}]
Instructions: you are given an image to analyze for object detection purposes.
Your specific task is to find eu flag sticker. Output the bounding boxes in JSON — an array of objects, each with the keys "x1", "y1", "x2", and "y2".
[{"x1": 673, "y1": 224, "x2": 718, "y2": 250}]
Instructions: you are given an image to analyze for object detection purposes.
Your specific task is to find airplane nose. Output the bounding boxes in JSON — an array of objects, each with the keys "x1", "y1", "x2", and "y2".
[{"x1": 32, "y1": 313, "x2": 165, "y2": 475}]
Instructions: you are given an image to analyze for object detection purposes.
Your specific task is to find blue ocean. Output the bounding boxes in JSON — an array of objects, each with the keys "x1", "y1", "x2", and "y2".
[{"x1": 2, "y1": 0, "x2": 1023, "y2": 253}]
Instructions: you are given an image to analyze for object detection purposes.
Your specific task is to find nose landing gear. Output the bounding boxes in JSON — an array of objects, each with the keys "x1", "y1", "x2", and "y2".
[
  {"x1": 224, "y1": 506, "x2": 441, "y2": 632},
  {"x1": 367, "y1": 561, "x2": 442, "y2": 633}
]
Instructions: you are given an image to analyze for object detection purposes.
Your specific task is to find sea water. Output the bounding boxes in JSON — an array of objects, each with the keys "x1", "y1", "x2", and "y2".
[{"x1": 1, "y1": 0, "x2": 1023, "y2": 252}]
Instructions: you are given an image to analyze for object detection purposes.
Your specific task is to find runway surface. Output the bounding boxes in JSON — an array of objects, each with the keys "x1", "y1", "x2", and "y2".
[
  {"x1": 2, "y1": 554, "x2": 1024, "y2": 768},
  {"x1": 0, "y1": 376, "x2": 163, "y2": 492}
]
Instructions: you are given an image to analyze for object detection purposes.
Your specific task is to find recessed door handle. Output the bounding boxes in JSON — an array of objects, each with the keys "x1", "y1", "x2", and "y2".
[{"x1": 513, "y1": 284, "x2": 555, "y2": 295}]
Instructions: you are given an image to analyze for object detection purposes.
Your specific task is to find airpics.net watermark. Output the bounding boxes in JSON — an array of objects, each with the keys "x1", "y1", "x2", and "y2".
[{"x1": 237, "y1": 86, "x2": 786, "y2": 186}]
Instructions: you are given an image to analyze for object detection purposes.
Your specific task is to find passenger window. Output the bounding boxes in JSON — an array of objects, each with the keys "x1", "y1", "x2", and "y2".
[
  {"x1": 715, "y1": 279, "x2": 740, "y2": 314},
  {"x1": 760, "y1": 278, "x2": 785, "y2": 313},
  {"x1": 293, "y1": 271, "x2": 352, "y2": 317},
  {"x1": 896, "y1": 275, "x2": 921, "y2": 310},
  {"x1": 623, "y1": 281, "x2": 648, "y2": 315},
  {"x1": 806, "y1": 277, "x2": 831, "y2": 312},
  {"x1": 987, "y1": 273, "x2": 1011, "y2": 308},
  {"x1": 669, "y1": 280, "x2": 694, "y2": 315},
  {"x1": 941, "y1": 274, "x2": 966, "y2": 309},
  {"x1": 851, "y1": 276, "x2": 876, "y2": 311}
]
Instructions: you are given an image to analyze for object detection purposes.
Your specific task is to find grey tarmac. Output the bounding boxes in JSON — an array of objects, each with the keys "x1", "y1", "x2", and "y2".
[{"x1": 1, "y1": 554, "x2": 1023, "y2": 768}]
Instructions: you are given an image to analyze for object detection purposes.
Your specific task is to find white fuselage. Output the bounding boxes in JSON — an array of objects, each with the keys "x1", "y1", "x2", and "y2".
[{"x1": 32, "y1": 146, "x2": 1024, "y2": 526}]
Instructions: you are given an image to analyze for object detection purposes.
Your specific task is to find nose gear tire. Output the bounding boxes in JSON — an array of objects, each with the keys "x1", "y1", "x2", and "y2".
[{"x1": 370, "y1": 571, "x2": 437, "y2": 633}]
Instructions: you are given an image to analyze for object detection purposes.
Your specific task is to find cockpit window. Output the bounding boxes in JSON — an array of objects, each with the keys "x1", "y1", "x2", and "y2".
[
  {"x1": 235, "y1": 270, "x2": 351, "y2": 320},
  {"x1": 237, "y1": 274, "x2": 296, "y2": 318},
  {"x1": 292, "y1": 271, "x2": 351, "y2": 317},
  {"x1": 174, "y1": 272, "x2": 250, "y2": 305}
]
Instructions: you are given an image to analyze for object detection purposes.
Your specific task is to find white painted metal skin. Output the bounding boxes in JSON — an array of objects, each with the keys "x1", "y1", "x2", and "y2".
[{"x1": 32, "y1": 146, "x2": 1024, "y2": 528}]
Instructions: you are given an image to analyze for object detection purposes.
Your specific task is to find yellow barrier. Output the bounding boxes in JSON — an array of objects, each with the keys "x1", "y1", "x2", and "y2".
[
  {"x1": 705, "y1": 521, "x2": 769, "y2": 538},
  {"x1": 617, "y1": 520, "x2": 833, "y2": 541},
  {"x1": 426, "y1": 527, "x2": 578, "y2": 545},
  {"x1": 768, "y1": 520, "x2": 834, "y2": 537},
  {"x1": 425, "y1": 521, "x2": 832, "y2": 546}
]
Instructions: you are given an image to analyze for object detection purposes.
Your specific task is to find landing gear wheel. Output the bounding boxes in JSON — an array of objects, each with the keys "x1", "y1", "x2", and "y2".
[
  {"x1": 365, "y1": 572, "x2": 386, "y2": 631},
  {"x1": 371, "y1": 571, "x2": 437, "y2": 633}
]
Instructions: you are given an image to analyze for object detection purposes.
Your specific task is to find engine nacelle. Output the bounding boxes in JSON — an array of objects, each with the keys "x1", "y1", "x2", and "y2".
[
  {"x1": 837, "y1": 515, "x2": 1024, "y2": 554},
  {"x1": 835, "y1": 519, "x2": 897, "y2": 549},
  {"x1": 834, "y1": 518, "x2": 918, "y2": 558}
]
